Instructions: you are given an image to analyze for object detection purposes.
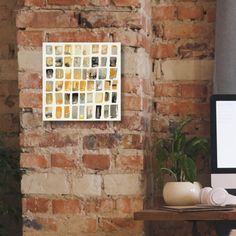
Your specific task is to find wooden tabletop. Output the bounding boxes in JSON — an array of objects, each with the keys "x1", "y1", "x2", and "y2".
[{"x1": 134, "y1": 209, "x2": 236, "y2": 221}]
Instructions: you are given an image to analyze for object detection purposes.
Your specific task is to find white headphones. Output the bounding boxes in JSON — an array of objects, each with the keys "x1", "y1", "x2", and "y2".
[{"x1": 200, "y1": 187, "x2": 236, "y2": 206}]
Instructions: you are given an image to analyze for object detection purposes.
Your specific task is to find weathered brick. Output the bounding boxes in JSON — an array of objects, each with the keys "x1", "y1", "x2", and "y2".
[
  {"x1": 122, "y1": 95, "x2": 142, "y2": 111},
  {"x1": 120, "y1": 134, "x2": 144, "y2": 149},
  {"x1": 152, "y1": 5, "x2": 176, "y2": 21},
  {"x1": 177, "y1": 5, "x2": 203, "y2": 20},
  {"x1": 21, "y1": 112, "x2": 42, "y2": 129},
  {"x1": 17, "y1": 31, "x2": 43, "y2": 47},
  {"x1": 151, "y1": 43, "x2": 176, "y2": 59},
  {"x1": 113, "y1": 30, "x2": 143, "y2": 47},
  {"x1": 164, "y1": 23, "x2": 213, "y2": 40},
  {"x1": 82, "y1": 154, "x2": 110, "y2": 170},
  {"x1": 19, "y1": 91, "x2": 41, "y2": 108},
  {"x1": 154, "y1": 83, "x2": 180, "y2": 97},
  {"x1": 23, "y1": 197, "x2": 49, "y2": 213},
  {"x1": 83, "y1": 133, "x2": 121, "y2": 150},
  {"x1": 180, "y1": 83, "x2": 207, "y2": 98},
  {"x1": 34, "y1": 217, "x2": 57, "y2": 231},
  {"x1": 99, "y1": 218, "x2": 143, "y2": 232},
  {"x1": 16, "y1": 11, "x2": 78, "y2": 28},
  {"x1": 161, "y1": 59, "x2": 214, "y2": 81},
  {"x1": 47, "y1": 31, "x2": 110, "y2": 42},
  {"x1": 20, "y1": 131, "x2": 80, "y2": 148},
  {"x1": 122, "y1": 77, "x2": 141, "y2": 94},
  {"x1": 18, "y1": 72, "x2": 42, "y2": 89},
  {"x1": 157, "y1": 101, "x2": 210, "y2": 117},
  {"x1": 51, "y1": 153, "x2": 76, "y2": 169},
  {"x1": 23, "y1": 0, "x2": 45, "y2": 7},
  {"x1": 20, "y1": 153, "x2": 48, "y2": 169},
  {"x1": 85, "y1": 198, "x2": 114, "y2": 213},
  {"x1": 113, "y1": 115, "x2": 144, "y2": 131},
  {"x1": 112, "y1": 0, "x2": 140, "y2": 7},
  {"x1": 207, "y1": 7, "x2": 216, "y2": 22},
  {"x1": 79, "y1": 11, "x2": 142, "y2": 29},
  {"x1": 22, "y1": 172, "x2": 70, "y2": 195},
  {"x1": 104, "y1": 174, "x2": 143, "y2": 195},
  {"x1": 47, "y1": 0, "x2": 89, "y2": 5},
  {"x1": 52, "y1": 199, "x2": 81, "y2": 214},
  {"x1": 116, "y1": 155, "x2": 144, "y2": 170},
  {"x1": 18, "y1": 48, "x2": 42, "y2": 71},
  {"x1": 72, "y1": 174, "x2": 102, "y2": 197}
]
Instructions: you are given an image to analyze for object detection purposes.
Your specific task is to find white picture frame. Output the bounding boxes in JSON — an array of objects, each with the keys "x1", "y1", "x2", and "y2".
[{"x1": 42, "y1": 42, "x2": 121, "y2": 121}]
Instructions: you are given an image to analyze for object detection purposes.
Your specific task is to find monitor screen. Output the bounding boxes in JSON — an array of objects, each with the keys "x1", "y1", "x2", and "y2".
[{"x1": 211, "y1": 94, "x2": 236, "y2": 172}]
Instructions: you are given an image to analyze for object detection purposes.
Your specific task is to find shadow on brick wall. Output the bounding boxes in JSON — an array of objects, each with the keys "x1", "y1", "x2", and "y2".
[{"x1": 0, "y1": 0, "x2": 22, "y2": 235}]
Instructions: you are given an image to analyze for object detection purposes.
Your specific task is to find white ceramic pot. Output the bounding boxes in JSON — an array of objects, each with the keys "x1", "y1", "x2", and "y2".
[{"x1": 163, "y1": 182, "x2": 202, "y2": 206}]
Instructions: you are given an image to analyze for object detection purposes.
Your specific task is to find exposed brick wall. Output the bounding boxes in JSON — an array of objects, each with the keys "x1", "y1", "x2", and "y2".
[
  {"x1": 0, "y1": 0, "x2": 19, "y2": 147},
  {"x1": 151, "y1": 0, "x2": 216, "y2": 235},
  {"x1": 17, "y1": 0, "x2": 152, "y2": 235}
]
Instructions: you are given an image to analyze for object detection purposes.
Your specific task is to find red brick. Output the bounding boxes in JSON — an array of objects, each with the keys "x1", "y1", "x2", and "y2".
[
  {"x1": 152, "y1": 5, "x2": 176, "y2": 21},
  {"x1": 177, "y1": 6, "x2": 203, "y2": 20},
  {"x1": 85, "y1": 198, "x2": 114, "y2": 213},
  {"x1": 19, "y1": 91, "x2": 41, "y2": 108},
  {"x1": 89, "y1": 0, "x2": 110, "y2": 6},
  {"x1": 164, "y1": 23, "x2": 213, "y2": 40},
  {"x1": 116, "y1": 198, "x2": 132, "y2": 213},
  {"x1": 47, "y1": 31, "x2": 110, "y2": 42},
  {"x1": 20, "y1": 153, "x2": 48, "y2": 168},
  {"x1": 83, "y1": 133, "x2": 121, "y2": 150},
  {"x1": 47, "y1": 0, "x2": 89, "y2": 5},
  {"x1": 121, "y1": 134, "x2": 144, "y2": 149},
  {"x1": 116, "y1": 197, "x2": 143, "y2": 214},
  {"x1": 122, "y1": 77, "x2": 141, "y2": 94},
  {"x1": 151, "y1": 43, "x2": 176, "y2": 59},
  {"x1": 20, "y1": 131, "x2": 80, "y2": 148},
  {"x1": 113, "y1": 115, "x2": 144, "y2": 131},
  {"x1": 35, "y1": 217, "x2": 57, "y2": 231},
  {"x1": 51, "y1": 153, "x2": 76, "y2": 169},
  {"x1": 99, "y1": 218, "x2": 143, "y2": 232},
  {"x1": 16, "y1": 11, "x2": 78, "y2": 29},
  {"x1": 112, "y1": 0, "x2": 140, "y2": 7},
  {"x1": 23, "y1": 0, "x2": 45, "y2": 7},
  {"x1": 157, "y1": 101, "x2": 209, "y2": 117},
  {"x1": 116, "y1": 155, "x2": 144, "y2": 170},
  {"x1": 113, "y1": 30, "x2": 143, "y2": 47},
  {"x1": 79, "y1": 11, "x2": 142, "y2": 29},
  {"x1": 52, "y1": 199, "x2": 81, "y2": 214},
  {"x1": 17, "y1": 31, "x2": 43, "y2": 47},
  {"x1": 207, "y1": 7, "x2": 216, "y2": 22},
  {"x1": 122, "y1": 95, "x2": 142, "y2": 111},
  {"x1": 180, "y1": 83, "x2": 207, "y2": 98},
  {"x1": 154, "y1": 83, "x2": 180, "y2": 97},
  {"x1": 82, "y1": 154, "x2": 110, "y2": 170},
  {"x1": 81, "y1": 218, "x2": 97, "y2": 233},
  {"x1": 24, "y1": 198, "x2": 49, "y2": 213},
  {"x1": 18, "y1": 72, "x2": 42, "y2": 89}
]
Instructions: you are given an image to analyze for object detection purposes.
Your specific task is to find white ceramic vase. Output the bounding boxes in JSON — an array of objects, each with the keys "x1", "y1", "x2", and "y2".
[{"x1": 163, "y1": 182, "x2": 202, "y2": 206}]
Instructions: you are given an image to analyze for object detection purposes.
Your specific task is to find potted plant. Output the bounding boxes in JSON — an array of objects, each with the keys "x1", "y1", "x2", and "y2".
[{"x1": 155, "y1": 117, "x2": 209, "y2": 206}]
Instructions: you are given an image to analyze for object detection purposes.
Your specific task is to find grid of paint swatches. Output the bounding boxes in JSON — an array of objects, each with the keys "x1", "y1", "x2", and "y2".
[{"x1": 42, "y1": 42, "x2": 121, "y2": 121}]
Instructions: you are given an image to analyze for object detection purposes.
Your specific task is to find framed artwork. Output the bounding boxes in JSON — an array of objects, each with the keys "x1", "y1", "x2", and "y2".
[{"x1": 42, "y1": 42, "x2": 121, "y2": 121}]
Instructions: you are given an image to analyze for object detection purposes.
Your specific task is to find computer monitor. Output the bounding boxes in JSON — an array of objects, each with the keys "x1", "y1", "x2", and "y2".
[{"x1": 211, "y1": 94, "x2": 236, "y2": 191}]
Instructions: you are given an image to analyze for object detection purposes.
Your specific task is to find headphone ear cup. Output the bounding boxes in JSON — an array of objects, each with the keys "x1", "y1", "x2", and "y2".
[
  {"x1": 200, "y1": 187, "x2": 212, "y2": 204},
  {"x1": 208, "y1": 188, "x2": 228, "y2": 206}
]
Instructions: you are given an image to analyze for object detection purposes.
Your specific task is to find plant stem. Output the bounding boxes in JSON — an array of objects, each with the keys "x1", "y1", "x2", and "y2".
[{"x1": 160, "y1": 168, "x2": 177, "y2": 181}]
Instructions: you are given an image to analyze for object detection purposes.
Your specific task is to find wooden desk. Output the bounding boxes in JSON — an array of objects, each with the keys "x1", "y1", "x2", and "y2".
[{"x1": 134, "y1": 209, "x2": 236, "y2": 236}]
